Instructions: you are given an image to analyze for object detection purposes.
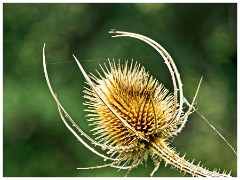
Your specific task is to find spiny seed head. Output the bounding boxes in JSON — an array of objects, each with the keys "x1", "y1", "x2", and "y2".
[
  {"x1": 84, "y1": 60, "x2": 174, "y2": 146},
  {"x1": 43, "y1": 30, "x2": 233, "y2": 177}
]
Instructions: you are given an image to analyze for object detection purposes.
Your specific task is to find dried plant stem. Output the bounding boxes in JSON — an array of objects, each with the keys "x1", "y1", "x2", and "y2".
[{"x1": 150, "y1": 139, "x2": 230, "y2": 177}]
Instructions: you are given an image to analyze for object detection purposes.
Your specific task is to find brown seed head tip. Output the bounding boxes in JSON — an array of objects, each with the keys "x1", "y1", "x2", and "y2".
[{"x1": 84, "y1": 60, "x2": 174, "y2": 146}]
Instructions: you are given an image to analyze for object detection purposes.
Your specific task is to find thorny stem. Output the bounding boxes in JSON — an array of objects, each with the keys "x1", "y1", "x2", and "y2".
[
  {"x1": 150, "y1": 140, "x2": 231, "y2": 177},
  {"x1": 42, "y1": 44, "x2": 118, "y2": 161}
]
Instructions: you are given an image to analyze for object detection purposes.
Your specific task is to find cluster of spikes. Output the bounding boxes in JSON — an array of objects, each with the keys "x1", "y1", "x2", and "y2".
[{"x1": 43, "y1": 30, "x2": 233, "y2": 177}]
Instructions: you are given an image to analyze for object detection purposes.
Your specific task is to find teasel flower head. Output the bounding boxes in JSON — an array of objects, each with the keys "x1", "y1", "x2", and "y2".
[
  {"x1": 85, "y1": 60, "x2": 176, "y2": 144},
  {"x1": 43, "y1": 30, "x2": 233, "y2": 177}
]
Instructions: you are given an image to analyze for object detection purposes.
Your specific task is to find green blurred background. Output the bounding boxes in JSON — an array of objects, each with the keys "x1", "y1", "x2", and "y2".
[{"x1": 3, "y1": 3, "x2": 237, "y2": 177}]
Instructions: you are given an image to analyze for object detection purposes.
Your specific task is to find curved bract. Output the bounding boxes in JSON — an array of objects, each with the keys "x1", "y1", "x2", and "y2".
[{"x1": 43, "y1": 30, "x2": 232, "y2": 177}]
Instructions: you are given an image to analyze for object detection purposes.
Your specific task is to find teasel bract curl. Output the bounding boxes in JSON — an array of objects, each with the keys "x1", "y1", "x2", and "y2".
[{"x1": 43, "y1": 30, "x2": 232, "y2": 177}]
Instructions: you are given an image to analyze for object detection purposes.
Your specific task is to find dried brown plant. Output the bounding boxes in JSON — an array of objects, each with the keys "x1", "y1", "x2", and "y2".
[{"x1": 43, "y1": 30, "x2": 234, "y2": 177}]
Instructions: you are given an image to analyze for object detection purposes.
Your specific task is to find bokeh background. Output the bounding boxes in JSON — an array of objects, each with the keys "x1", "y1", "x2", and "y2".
[{"x1": 3, "y1": 3, "x2": 237, "y2": 177}]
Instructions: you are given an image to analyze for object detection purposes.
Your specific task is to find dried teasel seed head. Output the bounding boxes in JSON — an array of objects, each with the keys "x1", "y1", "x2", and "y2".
[
  {"x1": 43, "y1": 30, "x2": 234, "y2": 177},
  {"x1": 84, "y1": 60, "x2": 174, "y2": 146}
]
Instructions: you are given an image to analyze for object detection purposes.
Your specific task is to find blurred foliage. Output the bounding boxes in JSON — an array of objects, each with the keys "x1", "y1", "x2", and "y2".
[{"x1": 3, "y1": 3, "x2": 237, "y2": 177}]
